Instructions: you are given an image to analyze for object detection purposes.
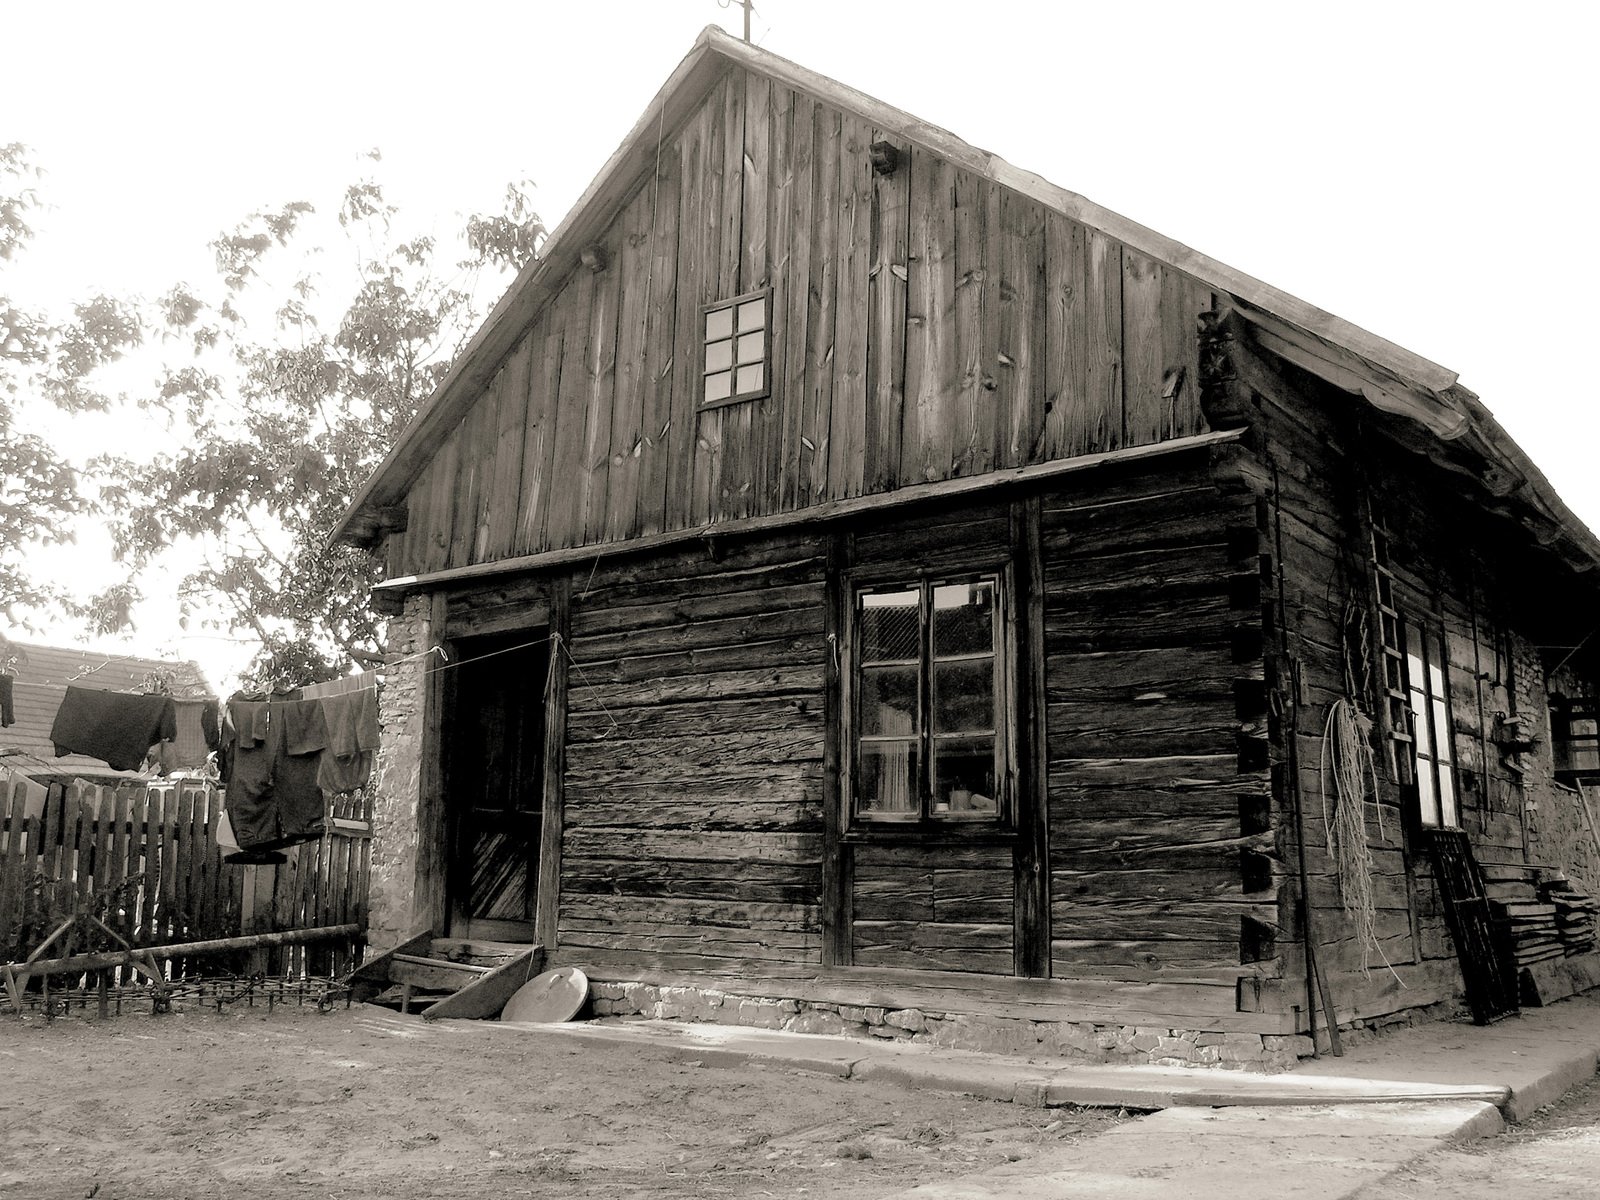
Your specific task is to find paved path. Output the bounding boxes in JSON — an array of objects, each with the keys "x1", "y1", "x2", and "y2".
[{"x1": 479, "y1": 991, "x2": 1600, "y2": 1199}]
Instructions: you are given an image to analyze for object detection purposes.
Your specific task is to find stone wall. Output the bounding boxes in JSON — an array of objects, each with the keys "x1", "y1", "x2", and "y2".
[
  {"x1": 587, "y1": 980, "x2": 1320, "y2": 1071},
  {"x1": 366, "y1": 595, "x2": 431, "y2": 954}
]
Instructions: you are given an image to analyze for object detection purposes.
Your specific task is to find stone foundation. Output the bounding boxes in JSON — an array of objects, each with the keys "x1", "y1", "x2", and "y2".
[{"x1": 587, "y1": 980, "x2": 1321, "y2": 1071}]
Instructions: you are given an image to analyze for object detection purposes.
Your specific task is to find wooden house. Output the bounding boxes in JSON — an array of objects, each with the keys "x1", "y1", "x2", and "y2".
[{"x1": 333, "y1": 28, "x2": 1600, "y2": 1064}]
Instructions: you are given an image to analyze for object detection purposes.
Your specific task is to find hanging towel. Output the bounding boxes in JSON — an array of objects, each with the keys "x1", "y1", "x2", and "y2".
[
  {"x1": 50, "y1": 686, "x2": 177, "y2": 771},
  {"x1": 0, "y1": 673, "x2": 13, "y2": 727}
]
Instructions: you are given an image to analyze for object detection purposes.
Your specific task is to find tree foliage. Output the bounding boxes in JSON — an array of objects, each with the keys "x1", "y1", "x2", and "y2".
[{"x1": 3, "y1": 146, "x2": 542, "y2": 682}]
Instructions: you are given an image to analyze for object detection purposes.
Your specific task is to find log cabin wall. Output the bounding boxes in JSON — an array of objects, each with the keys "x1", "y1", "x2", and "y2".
[
  {"x1": 1204, "y1": 315, "x2": 1600, "y2": 1031},
  {"x1": 555, "y1": 532, "x2": 829, "y2": 980},
  {"x1": 1042, "y1": 450, "x2": 1269, "y2": 1000},
  {"x1": 388, "y1": 64, "x2": 1214, "y2": 579}
]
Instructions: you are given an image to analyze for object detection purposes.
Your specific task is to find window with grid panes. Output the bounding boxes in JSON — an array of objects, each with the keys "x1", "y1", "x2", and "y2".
[
  {"x1": 1402, "y1": 618, "x2": 1460, "y2": 828},
  {"x1": 850, "y1": 577, "x2": 1009, "y2": 825},
  {"x1": 702, "y1": 290, "x2": 771, "y2": 408},
  {"x1": 1551, "y1": 685, "x2": 1600, "y2": 775}
]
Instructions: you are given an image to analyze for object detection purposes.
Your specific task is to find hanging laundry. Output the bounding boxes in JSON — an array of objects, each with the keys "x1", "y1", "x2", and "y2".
[
  {"x1": 220, "y1": 694, "x2": 326, "y2": 853},
  {"x1": 1, "y1": 673, "x2": 13, "y2": 727},
  {"x1": 49, "y1": 686, "x2": 176, "y2": 772},
  {"x1": 152, "y1": 698, "x2": 221, "y2": 775},
  {"x1": 316, "y1": 686, "x2": 379, "y2": 794}
]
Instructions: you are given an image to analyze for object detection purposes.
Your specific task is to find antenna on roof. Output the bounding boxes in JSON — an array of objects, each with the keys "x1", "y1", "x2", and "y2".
[{"x1": 716, "y1": 0, "x2": 755, "y2": 42}]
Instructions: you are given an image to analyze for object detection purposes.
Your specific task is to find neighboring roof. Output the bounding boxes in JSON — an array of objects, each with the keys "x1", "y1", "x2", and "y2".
[
  {"x1": 331, "y1": 25, "x2": 1600, "y2": 580},
  {"x1": 0, "y1": 640, "x2": 212, "y2": 781}
]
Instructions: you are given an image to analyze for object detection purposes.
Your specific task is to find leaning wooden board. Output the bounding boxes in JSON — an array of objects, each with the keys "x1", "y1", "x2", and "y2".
[
  {"x1": 423, "y1": 946, "x2": 544, "y2": 1021},
  {"x1": 345, "y1": 929, "x2": 434, "y2": 1003}
]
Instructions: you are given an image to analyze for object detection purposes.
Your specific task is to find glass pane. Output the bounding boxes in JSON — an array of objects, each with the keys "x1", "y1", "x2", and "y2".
[
  {"x1": 859, "y1": 741, "x2": 918, "y2": 816},
  {"x1": 933, "y1": 658, "x2": 995, "y2": 734},
  {"x1": 704, "y1": 370, "x2": 731, "y2": 403},
  {"x1": 1408, "y1": 689, "x2": 1431, "y2": 755},
  {"x1": 933, "y1": 735, "x2": 997, "y2": 816},
  {"x1": 1431, "y1": 699, "x2": 1452, "y2": 760},
  {"x1": 860, "y1": 589, "x2": 920, "y2": 662},
  {"x1": 736, "y1": 331, "x2": 764, "y2": 364},
  {"x1": 735, "y1": 362, "x2": 764, "y2": 395},
  {"x1": 1437, "y1": 764, "x2": 1458, "y2": 828},
  {"x1": 737, "y1": 298, "x2": 765, "y2": 331},
  {"x1": 1417, "y1": 763, "x2": 1439, "y2": 827},
  {"x1": 705, "y1": 338, "x2": 733, "y2": 372},
  {"x1": 932, "y1": 581, "x2": 994, "y2": 656},
  {"x1": 1575, "y1": 743, "x2": 1600, "y2": 772},
  {"x1": 1427, "y1": 653, "x2": 1445, "y2": 699},
  {"x1": 860, "y1": 665, "x2": 919, "y2": 736},
  {"x1": 705, "y1": 307, "x2": 733, "y2": 340}
]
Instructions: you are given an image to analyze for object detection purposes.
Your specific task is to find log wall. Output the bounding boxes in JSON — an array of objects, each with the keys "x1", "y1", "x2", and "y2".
[
  {"x1": 1042, "y1": 451, "x2": 1269, "y2": 996},
  {"x1": 556, "y1": 533, "x2": 829, "y2": 979},
  {"x1": 389, "y1": 64, "x2": 1214, "y2": 578},
  {"x1": 1204, "y1": 315, "x2": 1600, "y2": 1028}
]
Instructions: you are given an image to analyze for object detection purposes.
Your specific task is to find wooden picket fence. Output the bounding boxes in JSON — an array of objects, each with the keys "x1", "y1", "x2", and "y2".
[{"x1": 0, "y1": 774, "x2": 372, "y2": 982}]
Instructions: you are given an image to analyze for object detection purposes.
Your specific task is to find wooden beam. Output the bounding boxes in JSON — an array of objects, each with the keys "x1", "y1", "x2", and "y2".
[
  {"x1": 1013, "y1": 496, "x2": 1050, "y2": 977},
  {"x1": 416, "y1": 594, "x2": 450, "y2": 936},
  {"x1": 372, "y1": 429, "x2": 1248, "y2": 597},
  {"x1": 821, "y1": 534, "x2": 851, "y2": 967}
]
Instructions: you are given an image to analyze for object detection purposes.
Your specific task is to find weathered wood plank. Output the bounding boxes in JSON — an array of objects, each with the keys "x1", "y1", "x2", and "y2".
[
  {"x1": 1083, "y1": 230, "x2": 1123, "y2": 451},
  {"x1": 826, "y1": 113, "x2": 871, "y2": 500},
  {"x1": 604, "y1": 190, "x2": 652, "y2": 543},
  {"x1": 633, "y1": 132, "x2": 683, "y2": 538},
  {"x1": 665, "y1": 91, "x2": 713, "y2": 532},
  {"x1": 578, "y1": 238, "x2": 623, "y2": 546},
  {"x1": 997, "y1": 190, "x2": 1046, "y2": 468},
  {"x1": 903, "y1": 147, "x2": 958, "y2": 485},
  {"x1": 1043, "y1": 212, "x2": 1092, "y2": 457},
  {"x1": 1121, "y1": 249, "x2": 1166, "y2": 445},
  {"x1": 795, "y1": 98, "x2": 836, "y2": 508},
  {"x1": 863, "y1": 126, "x2": 909, "y2": 494}
]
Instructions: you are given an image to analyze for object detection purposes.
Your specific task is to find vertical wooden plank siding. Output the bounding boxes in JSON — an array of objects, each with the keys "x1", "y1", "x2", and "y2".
[
  {"x1": 578, "y1": 233, "x2": 623, "y2": 545},
  {"x1": 536, "y1": 575, "x2": 572, "y2": 949},
  {"x1": 902, "y1": 148, "x2": 957, "y2": 486},
  {"x1": 388, "y1": 65, "x2": 1215, "y2": 588},
  {"x1": 863, "y1": 127, "x2": 910, "y2": 494},
  {"x1": 485, "y1": 340, "x2": 531, "y2": 560},
  {"x1": 950, "y1": 169, "x2": 990, "y2": 477},
  {"x1": 1014, "y1": 496, "x2": 1051, "y2": 976},
  {"x1": 827, "y1": 112, "x2": 871, "y2": 500},
  {"x1": 1083, "y1": 230, "x2": 1124, "y2": 451},
  {"x1": 605, "y1": 190, "x2": 652, "y2": 542},
  {"x1": 665, "y1": 90, "x2": 712, "y2": 531},
  {"x1": 1121, "y1": 250, "x2": 1166, "y2": 445},
  {"x1": 635, "y1": 136, "x2": 683, "y2": 537}
]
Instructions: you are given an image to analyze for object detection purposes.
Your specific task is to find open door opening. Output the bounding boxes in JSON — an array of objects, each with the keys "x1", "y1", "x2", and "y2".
[{"x1": 443, "y1": 628, "x2": 549, "y2": 943}]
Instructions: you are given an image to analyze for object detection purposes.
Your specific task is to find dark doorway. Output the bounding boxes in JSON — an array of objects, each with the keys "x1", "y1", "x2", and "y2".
[{"x1": 443, "y1": 629, "x2": 548, "y2": 941}]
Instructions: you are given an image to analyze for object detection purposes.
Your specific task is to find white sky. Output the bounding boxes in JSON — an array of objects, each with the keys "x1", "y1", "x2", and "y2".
[{"x1": 4, "y1": 0, "x2": 1596, "y2": 690}]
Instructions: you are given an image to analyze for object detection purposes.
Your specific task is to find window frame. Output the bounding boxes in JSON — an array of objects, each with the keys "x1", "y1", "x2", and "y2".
[
  {"x1": 700, "y1": 288, "x2": 772, "y2": 410},
  {"x1": 1400, "y1": 617, "x2": 1461, "y2": 830},
  {"x1": 841, "y1": 565, "x2": 1017, "y2": 833}
]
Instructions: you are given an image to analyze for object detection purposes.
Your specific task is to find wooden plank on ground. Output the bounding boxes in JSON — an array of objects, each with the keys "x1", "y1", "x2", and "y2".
[{"x1": 423, "y1": 946, "x2": 544, "y2": 1021}]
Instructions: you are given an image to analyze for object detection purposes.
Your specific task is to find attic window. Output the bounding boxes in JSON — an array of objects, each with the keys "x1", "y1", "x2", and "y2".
[{"x1": 702, "y1": 290, "x2": 770, "y2": 409}]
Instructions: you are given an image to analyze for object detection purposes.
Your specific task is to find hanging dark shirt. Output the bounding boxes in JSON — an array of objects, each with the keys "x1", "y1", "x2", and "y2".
[
  {"x1": 49, "y1": 687, "x2": 176, "y2": 771},
  {"x1": 0, "y1": 674, "x2": 13, "y2": 727}
]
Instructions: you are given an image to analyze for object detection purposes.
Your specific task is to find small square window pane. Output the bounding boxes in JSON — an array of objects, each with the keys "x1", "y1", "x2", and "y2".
[
  {"x1": 933, "y1": 658, "x2": 995, "y2": 734},
  {"x1": 932, "y1": 581, "x2": 994, "y2": 656},
  {"x1": 860, "y1": 665, "x2": 919, "y2": 736},
  {"x1": 737, "y1": 299, "x2": 765, "y2": 331},
  {"x1": 933, "y1": 735, "x2": 997, "y2": 816},
  {"x1": 860, "y1": 590, "x2": 919, "y2": 662},
  {"x1": 859, "y1": 741, "x2": 918, "y2": 816},
  {"x1": 736, "y1": 331, "x2": 765, "y2": 364},
  {"x1": 704, "y1": 370, "x2": 731, "y2": 403},
  {"x1": 735, "y1": 363, "x2": 764, "y2": 395},
  {"x1": 1431, "y1": 700, "x2": 1451, "y2": 756},
  {"x1": 705, "y1": 307, "x2": 733, "y2": 341},
  {"x1": 706, "y1": 339, "x2": 733, "y2": 372}
]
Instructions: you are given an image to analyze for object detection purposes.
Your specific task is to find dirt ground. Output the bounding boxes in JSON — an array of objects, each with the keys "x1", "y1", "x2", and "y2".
[
  {"x1": 0, "y1": 1002, "x2": 1121, "y2": 1200},
  {"x1": 1350, "y1": 1072, "x2": 1600, "y2": 1200}
]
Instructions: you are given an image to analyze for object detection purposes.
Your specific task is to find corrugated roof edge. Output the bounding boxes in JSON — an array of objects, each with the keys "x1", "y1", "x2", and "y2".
[{"x1": 328, "y1": 25, "x2": 1600, "y2": 579}]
